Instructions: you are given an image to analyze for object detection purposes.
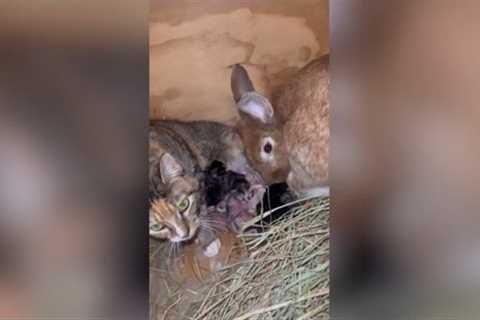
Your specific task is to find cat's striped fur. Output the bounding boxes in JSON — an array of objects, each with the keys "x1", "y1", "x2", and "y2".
[{"x1": 149, "y1": 120, "x2": 261, "y2": 242}]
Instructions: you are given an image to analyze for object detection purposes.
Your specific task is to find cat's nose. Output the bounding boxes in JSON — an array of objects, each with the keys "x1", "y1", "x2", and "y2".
[
  {"x1": 176, "y1": 227, "x2": 189, "y2": 239},
  {"x1": 177, "y1": 231, "x2": 187, "y2": 239},
  {"x1": 174, "y1": 233, "x2": 190, "y2": 242}
]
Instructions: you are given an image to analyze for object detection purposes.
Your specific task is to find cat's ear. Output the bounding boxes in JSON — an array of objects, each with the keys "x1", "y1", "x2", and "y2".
[
  {"x1": 231, "y1": 64, "x2": 274, "y2": 124},
  {"x1": 159, "y1": 153, "x2": 183, "y2": 184}
]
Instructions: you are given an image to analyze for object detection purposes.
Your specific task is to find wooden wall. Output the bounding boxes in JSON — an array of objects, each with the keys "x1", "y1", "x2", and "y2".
[{"x1": 150, "y1": 0, "x2": 329, "y2": 123}]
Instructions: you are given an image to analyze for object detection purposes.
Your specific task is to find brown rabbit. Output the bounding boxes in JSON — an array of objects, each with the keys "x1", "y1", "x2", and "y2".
[{"x1": 231, "y1": 55, "x2": 330, "y2": 196}]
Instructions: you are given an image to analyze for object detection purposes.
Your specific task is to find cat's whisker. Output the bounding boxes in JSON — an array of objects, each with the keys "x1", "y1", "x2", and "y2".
[
  {"x1": 200, "y1": 218, "x2": 223, "y2": 226},
  {"x1": 202, "y1": 216, "x2": 228, "y2": 223},
  {"x1": 174, "y1": 242, "x2": 178, "y2": 257},
  {"x1": 201, "y1": 220, "x2": 226, "y2": 227},
  {"x1": 208, "y1": 222, "x2": 228, "y2": 230},
  {"x1": 199, "y1": 223, "x2": 217, "y2": 233},
  {"x1": 168, "y1": 243, "x2": 173, "y2": 260},
  {"x1": 200, "y1": 221, "x2": 227, "y2": 233},
  {"x1": 205, "y1": 226, "x2": 226, "y2": 234},
  {"x1": 199, "y1": 221, "x2": 217, "y2": 230},
  {"x1": 170, "y1": 242, "x2": 178, "y2": 258}
]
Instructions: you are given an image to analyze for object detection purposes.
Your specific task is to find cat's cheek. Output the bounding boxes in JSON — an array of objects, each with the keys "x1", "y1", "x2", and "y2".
[
  {"x1": 189, "y1": 222, "x2": 200, "y2": 239},
  {"x1": 162, "y1": 229, "x2": 173, "y2": 239}
]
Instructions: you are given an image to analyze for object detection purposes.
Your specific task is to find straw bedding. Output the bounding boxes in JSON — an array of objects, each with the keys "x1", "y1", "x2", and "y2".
[{"x1": 150, "y1": 196, "x2": 329, "y2": 320}]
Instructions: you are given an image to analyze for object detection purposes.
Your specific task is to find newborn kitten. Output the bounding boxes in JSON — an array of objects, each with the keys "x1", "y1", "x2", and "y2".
[
  {"x1": 204, "y1": 161, "x2": 266, "y2": 233},
  {"x1": 204, "y1": 161, "x2": 297, "y2": 232},
  {"x1": 214, "y1": 184, "x2": 266, "y2": 233},
  {"x1": 204, "y1": 160, "x2": 250, "y2": 206}
]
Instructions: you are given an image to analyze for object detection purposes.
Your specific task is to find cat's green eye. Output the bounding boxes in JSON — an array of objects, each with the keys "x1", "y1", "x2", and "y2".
[
  {"x1": 150, "y1": 223, "x2": 164, "y2": 232},
  {"x1": 177, "y1": 198, "x2": 190, "y2": 212}
]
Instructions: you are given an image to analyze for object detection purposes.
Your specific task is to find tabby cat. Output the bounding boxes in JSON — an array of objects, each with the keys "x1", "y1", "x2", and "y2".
[
  {"x1": 149, "y1": 120, "x2": 261, "y2": 242},
  {"x1": 150, "y1": 198, "x2": 244, "y2": 287}
]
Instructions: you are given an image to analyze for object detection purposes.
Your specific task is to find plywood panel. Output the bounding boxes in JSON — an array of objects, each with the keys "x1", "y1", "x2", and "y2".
[{"x1": 150, "y1": 0, "x2": 329, "y2": 123}]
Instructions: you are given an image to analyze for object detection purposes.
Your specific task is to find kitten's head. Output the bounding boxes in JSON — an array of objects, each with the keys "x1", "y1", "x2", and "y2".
[
  {"x1": 149, "y1": 153, "x2": 203, "y2": 242},
  {"x1": 204, "y1": 160, "x2": 250, "y2": 206}
]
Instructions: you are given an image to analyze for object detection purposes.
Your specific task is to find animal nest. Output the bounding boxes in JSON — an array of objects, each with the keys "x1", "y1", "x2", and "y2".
[{"x1": 152, "y1": 197, "x2": 330, "y2": 320}]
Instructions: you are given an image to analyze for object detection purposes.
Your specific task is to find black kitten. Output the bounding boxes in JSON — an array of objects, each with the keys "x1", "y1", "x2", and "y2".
[
  {"x1": 257, "y1": 183, "x2": 297, "y2": 224},
  {"x1": 204, "y1": 160, "x2": 250, "y2": 206},
  {"x1": 203, "y1": 161, "x2": 297, "y2": 228}
]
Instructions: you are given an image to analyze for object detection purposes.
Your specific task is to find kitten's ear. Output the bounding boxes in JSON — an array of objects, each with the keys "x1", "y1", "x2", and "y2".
[
  {"x1": 231, "y1": 64, "x2": 274, "y2": 124},
  {"x1": 159, "y1": 153, "x2": 183, "y2": 184}
]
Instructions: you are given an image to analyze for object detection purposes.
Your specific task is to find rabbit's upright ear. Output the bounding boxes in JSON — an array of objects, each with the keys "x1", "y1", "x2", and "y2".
[{"x1": 231, "y1": 64, "x2": 274, "y2": 124}]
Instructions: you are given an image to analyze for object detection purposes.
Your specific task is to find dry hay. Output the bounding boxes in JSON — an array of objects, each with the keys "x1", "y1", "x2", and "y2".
[{"x1": 151, "y1": 196, "x2": 329, "y2": 320}]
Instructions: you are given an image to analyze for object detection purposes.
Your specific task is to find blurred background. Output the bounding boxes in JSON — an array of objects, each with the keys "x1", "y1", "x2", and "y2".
[
  {"x1": 331, "y1": 0, "x2": 480, "y2": 319},
  {"x1": 0, "y1": 1, "x2": 148, "y2": 319}
]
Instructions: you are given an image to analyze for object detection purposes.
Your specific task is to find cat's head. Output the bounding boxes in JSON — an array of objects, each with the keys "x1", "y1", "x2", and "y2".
[{"x1": 149, "y1": 153, "x2": 203, "y2": 242}]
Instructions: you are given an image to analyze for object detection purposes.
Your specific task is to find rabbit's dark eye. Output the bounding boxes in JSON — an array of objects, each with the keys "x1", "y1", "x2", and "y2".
[{"x1": 263, "y1": 142, "x2": 273, "y2": 154}]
